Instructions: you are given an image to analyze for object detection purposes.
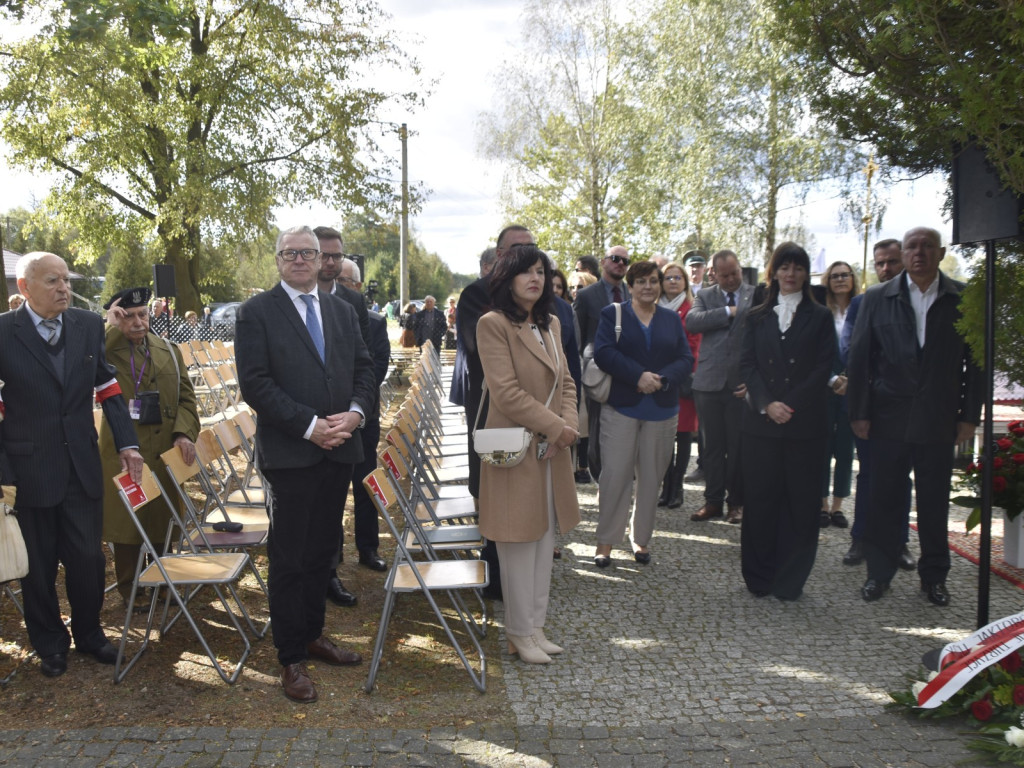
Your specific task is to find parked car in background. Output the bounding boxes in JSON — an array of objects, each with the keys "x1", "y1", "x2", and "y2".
[{"x1": 208, "y1": 301, "x2": 241, "y2": 340}]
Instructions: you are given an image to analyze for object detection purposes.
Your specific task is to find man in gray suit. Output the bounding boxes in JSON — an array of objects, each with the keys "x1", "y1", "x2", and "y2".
[
  {"x1": 0, "y1": 252, "x2": 143, "y2": 678},
  {"x1": 685, "y1": 250, "x2": 755, "y2": 524},
  {"x1": 573, "y1": 244, "x2": 630, "y2": 481},
  {"x1": 236, "y1": 226, "x2": 376, "y2": 703}
]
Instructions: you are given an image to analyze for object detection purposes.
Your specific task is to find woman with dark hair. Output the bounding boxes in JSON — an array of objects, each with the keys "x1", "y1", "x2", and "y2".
[
  {"x1": 820, "y1": 261, "x2": 859, "y2": 528},
  {"x1": 592, "y1": 261, "x2": 693, "y2": 567},
  {"x1": 657, "y1": 261, "x2": 701, "y2": 509},
  {"x1": 739, "y1": 242, "x2": 837, "y2": 600},
  {"x1": 551, "y1": 269, "x2": 569, "y2": 300},
  {"x1": 477, "y1": 245, "x2": 580, "y2": 664}
]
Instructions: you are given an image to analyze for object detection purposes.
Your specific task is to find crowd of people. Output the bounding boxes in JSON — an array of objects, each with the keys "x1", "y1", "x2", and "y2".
[
  {"x1": 449, "y1": 222, "x2": 981, "y2": 666},
  {"x1": 0, "y1": 220, "x2": 981, "y2": 697}
]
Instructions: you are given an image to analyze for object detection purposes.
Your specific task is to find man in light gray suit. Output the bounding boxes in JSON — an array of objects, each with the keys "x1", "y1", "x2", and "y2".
[{"x1": 685, "y1": 250, "x2": 755, "y2": 524}]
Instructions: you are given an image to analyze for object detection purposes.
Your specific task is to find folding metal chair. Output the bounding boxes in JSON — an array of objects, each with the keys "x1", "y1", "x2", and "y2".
[
  {"x1": 112, "y1": 464, "x2": 260, "y2": 684},
  {"x1": 362, "y1": 468, "x2": 488, "y2": 693}
]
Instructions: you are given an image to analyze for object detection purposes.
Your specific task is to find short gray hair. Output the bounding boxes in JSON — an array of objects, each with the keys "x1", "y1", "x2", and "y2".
[
  {"x1": 275, "y1": 225, "x2": 319, "y2": 253},
  {"x1": 341, "y1": 258, "x2": 361, "y2": 282},
  {"x1": 16, "y1": 251, "x2": 63, "y2": 280}
]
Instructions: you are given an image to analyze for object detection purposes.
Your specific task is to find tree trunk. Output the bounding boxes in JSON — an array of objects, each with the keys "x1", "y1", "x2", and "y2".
[
  {"x1": 0, "y1": 222, "x2": 8, "y2": 310},
  {"x1": 763, "y1": 77, "x2": 781, "y2": 269},
  {"x1": 157, "y1": 220, "x2": 202, "y2": 315}
]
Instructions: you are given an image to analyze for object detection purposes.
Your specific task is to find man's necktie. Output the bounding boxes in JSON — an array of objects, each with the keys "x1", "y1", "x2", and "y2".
[
  {"x1": 40, "y1": 318, "x2": 60, "y2": 345},
  {"x1": 726, "y1": 292, "x2": 736, "y2": 307},
  {"x1": 299, "y1": 294, "x2": 325, "y2": 362},
  {"x1": 612, "y1": 285, "x2": 622, "y2": 303}
]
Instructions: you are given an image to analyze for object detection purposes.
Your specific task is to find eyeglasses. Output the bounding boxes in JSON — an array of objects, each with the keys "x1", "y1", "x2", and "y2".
[
  {"x1": 277, "y1": 249, "x2": 319, "y2": 262},
  {"x1": 505, "y1": 242, "x2": 538, "y2": 250},
  {"x1": 321, "y1": 252, "x2": 345, "y2": 262},
  {"x1": 606, "y1": 255, "x2": 630, "y2": 265},
  {"x1": 337, "y1": 276, "x2": 356, "y2": 285},
  {"x1": 829, "y1": 272, "x2": 853, "y2": 281},
  {"x1": 664, "y1": 275, "x2": 684, "y2": 282}
]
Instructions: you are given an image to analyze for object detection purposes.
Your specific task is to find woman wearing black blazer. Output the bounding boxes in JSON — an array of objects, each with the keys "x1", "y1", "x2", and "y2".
[
  {"x1": 592, "y1": 261, "x2": 693, "y2": 567},
  {"x1": 740, "y1": 242, "x2": 837, "y2": 600}
]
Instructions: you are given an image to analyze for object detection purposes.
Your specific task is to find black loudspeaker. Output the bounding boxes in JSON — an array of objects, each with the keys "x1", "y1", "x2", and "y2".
[
  {"x1": 952, "y1": 143, "x2": 1023, "y2": 244},
  {"x1": 348, "y1": 253, "x2": 365, "y2": 282},
  {"x1": 152, "y1": 264, "x2": 177, "y2": 298}
]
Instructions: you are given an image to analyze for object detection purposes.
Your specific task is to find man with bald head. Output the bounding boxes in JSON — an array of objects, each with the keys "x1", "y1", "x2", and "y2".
[
  {"x1": 847, "y1": 226, "x2": 982, "y2": 606},
  {"x1": 0, "y1": 252, "x2": 143, "y2": 678}
]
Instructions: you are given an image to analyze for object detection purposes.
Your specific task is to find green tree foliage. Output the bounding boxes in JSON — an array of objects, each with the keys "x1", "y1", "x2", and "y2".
[
  {"x1": 635, "y1": 0, "x2": 865, "y2": 266},
  {"x1": 767, "y1": 0, "x2": 1024, "y2": 196},
  {"x1": 767, "y1": 0, "x2": 1024, "y2": 382},
  {"x1": 0, "y1": 0, "x2": 419, "y2": 313},
  {"x1": 479, "y1": 0, "x2": 659, "y2": 267}
]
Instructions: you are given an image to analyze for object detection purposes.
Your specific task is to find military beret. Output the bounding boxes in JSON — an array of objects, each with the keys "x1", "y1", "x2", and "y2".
[
  {"x1": 683, "y1": 250, "x2": 708, "y2": 266},
  {"x1": 104, "y1": 286, "x2": 152, "y2": 310}
]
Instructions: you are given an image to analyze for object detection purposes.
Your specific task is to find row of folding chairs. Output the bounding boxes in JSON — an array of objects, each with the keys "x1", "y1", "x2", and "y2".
[
  {"x1": 362, "y1": 341, "x2": 490, "y2": 693},
  {"x1": 112, "y1": 408, "x2": 271, "y2": 684},
  {"x1": 177, "y1": 340, "x2": 242, "y2": 425}
]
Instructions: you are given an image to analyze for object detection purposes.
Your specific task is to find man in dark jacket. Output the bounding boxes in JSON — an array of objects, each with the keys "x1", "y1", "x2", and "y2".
[{"x1": 847, "y1": 226, "x2": 983, "y2": 606}]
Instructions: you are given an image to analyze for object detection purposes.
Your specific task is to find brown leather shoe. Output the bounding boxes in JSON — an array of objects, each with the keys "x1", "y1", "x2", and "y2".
[
  {"x1": 691, "y1": 504, "x2": 723, "y2": 522},
  {"x1": 307, "y1": 635, "x2": 363, "y2": 666},
  {"x1": 281, "y1": 662, "x2": 318, "y2": 703},
  {"x1": 726, "y1": 505, "x2": 743, "y2": 524}
]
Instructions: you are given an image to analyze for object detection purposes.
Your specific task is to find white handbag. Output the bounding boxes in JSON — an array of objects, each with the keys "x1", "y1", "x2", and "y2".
[
  {"x1": 0, "y1": 498, "x2": 29, "y2": 583},
  {"x1": 581, "y1": 302, "x2": 621, "y2": 403},
  {"x1": 473, "y1": 327, "x2": 559, "y2": 468}
]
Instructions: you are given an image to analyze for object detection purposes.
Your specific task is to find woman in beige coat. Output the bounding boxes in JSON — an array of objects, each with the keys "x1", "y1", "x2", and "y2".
[{"x1": 478, "y1": 245, "x2": 580, "y2": 664}]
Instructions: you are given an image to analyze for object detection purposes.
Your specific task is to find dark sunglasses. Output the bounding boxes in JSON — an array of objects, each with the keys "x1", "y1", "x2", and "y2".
[{"x1": 606, "y1": 255, "x2": 630, "y2": 265}]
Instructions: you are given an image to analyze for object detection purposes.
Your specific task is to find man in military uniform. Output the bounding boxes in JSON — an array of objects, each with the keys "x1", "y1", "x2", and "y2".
[{"x1": 101, "y1": 287, "x2": 201, "y2": 610}]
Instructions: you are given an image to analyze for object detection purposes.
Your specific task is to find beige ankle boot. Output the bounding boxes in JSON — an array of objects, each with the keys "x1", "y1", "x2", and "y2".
[
  {"x1": 533, "y1": 628, "x2": 563, "y2": 655},
  {"x1": 506, "y1": 633, "x2": 552, "y2": 664}
]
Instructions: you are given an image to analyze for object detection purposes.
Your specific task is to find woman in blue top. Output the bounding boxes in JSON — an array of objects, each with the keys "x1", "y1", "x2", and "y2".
[{"x1": 592, "y1": 260, "x2": 693, "y2": 567}]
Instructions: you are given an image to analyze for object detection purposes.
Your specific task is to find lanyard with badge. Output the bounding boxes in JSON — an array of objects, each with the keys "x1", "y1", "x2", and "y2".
[{"x1": 128, "y1": 345, "x2": 150, "y2": 420}]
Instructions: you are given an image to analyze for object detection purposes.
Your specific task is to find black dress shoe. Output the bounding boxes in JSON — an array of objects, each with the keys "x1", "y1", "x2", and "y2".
[
  {"x1": 574, "y1": 469, "x2": 592, "y2": 484},
  {"x1": 898, "y1": 545, "x2": 917, "y2": 571},
  {"x1": 594, "y1": 555, "x2": 611, "y2": 568},
  {"x1": 358, "y1": 549, "x2": 387, "y2": 572},
  {"x1": 634, "y1": 551, "x2": 651, "y2": 565},
  {"x1": 39, "y1": 652, "x2": 67, "y2": 678},
  {"x1": 327, "y1": 575, "x2": 358, "y2": 607},
  {"x1": 842, "y1": 540, "x2": 865, "y2": 566},
  {"x1": 922, "y1": 581, "x2": 950, "y2": 606},
  {"x1": 81, "y1": 640, "x2": 118, "y2": 665},
  {"x1": 860, "y1": 578, "x2": 890, "y2": 602}
]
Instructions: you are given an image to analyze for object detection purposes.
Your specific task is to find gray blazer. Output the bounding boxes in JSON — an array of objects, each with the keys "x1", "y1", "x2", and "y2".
[
  {"x1": 686, "y1": 283, "x2": 756, "y2": 392},
  {"x1": 235, "y1": 283, "x2": 377, "y2": 471}
]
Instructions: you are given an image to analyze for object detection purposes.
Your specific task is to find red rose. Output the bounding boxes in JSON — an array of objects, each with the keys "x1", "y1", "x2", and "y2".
[
  {"x1": 994, "y1": 457, "x2": 1005, "y2": 469},
  {"x1": 972, "y1": 699, "x2": 994, "y2": 721},
  {"x1": 1010, "y1": 421, "x2": 1021, "y2": 430},
  {"x1": 999, "y1": 438, "x2": 1014, "y2": 451},
  {"x1": 968, "y1": 462, "x2": 978, "y2": 472},
  {"x1": 1001, "y1": 652, "x2": 1023, "y2": 673},
  {"x1": 1013, "y1": 427, "x2": 1024, "y2": 436},
  {"x1": 1014, "y1": 454, "x2": 1024, "y2": 465},
  {"x1": 1014, "y1": 685, "x2": 1024, "y2": 706},
  {"x1": 994, "y1": 476, "x2": 1008, "y2": 493}
]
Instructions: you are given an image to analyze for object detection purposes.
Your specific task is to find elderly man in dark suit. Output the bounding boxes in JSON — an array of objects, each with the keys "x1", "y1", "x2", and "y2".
[
  {"x1": 413, "y1": 295, "x2": 447, "y2": 351},
  {"x1": 235, "y1": 225, "x2": 376, "y2": 703},
  {"x1": 848, "y1": 226, "x2": 982, "y2": 606},
  {"x1": 0, "y1": 252, "x2": 143, "y2": 678},
  {"x1": 573, "y1": 245, "x2": 631, "y2": 481},
  {"x1": 686, "y1": 250, "x2": 755, "y2": 524}
]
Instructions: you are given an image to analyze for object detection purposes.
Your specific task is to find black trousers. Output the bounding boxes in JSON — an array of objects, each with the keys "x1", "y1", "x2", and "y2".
[
  {"x1": 864, "y1": 437, "x2": 954, "y2": 586},
  {"x1": 693, "y1": 388, "x2": 744, "y2": 507},
  {"x1": 264, "y1": 459, "x2": 352, "y2": 666},
  {"x1": 333, "y1": 418, "x2": 381, "y2": 567},
  {"x1": 740, "y1": 432, "x2": 826, "y2": 600},
  {"x1": 17, "y1": 472, "x2": 108, "y2": 657}
]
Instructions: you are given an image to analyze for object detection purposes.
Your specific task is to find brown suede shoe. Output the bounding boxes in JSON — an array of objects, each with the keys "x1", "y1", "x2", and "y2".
[
  {"x1": 307, "y1": 635, "x2": 363, "y2": 666},
  {"x1": 726, "y1": 505, "x2": 743, "y2": 524},
  {"x1": 690, "y1": 504, "x2": 723, "y2": 522},
  {"x1": 281, "y1": 662, "x2": 318, "y2": 703}
]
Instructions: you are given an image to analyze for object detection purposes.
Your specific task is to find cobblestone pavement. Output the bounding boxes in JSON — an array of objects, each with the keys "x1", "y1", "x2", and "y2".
[{"x1": 1, "y1": 476, "x2": 1011, "y2": 766}]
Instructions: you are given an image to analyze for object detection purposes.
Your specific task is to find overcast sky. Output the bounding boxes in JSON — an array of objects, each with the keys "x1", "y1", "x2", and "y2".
[{"x1": 0, "y1": 0, "x2": 950, "y2": 278}]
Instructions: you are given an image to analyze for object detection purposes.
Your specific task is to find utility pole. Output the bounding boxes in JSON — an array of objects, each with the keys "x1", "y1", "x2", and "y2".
[
  {"x1": 400, "y1": 123, "x2": 409, "y2": 308},
  {"x1": 861, "y1": 155, "x2": 879, "y2": 292}
]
